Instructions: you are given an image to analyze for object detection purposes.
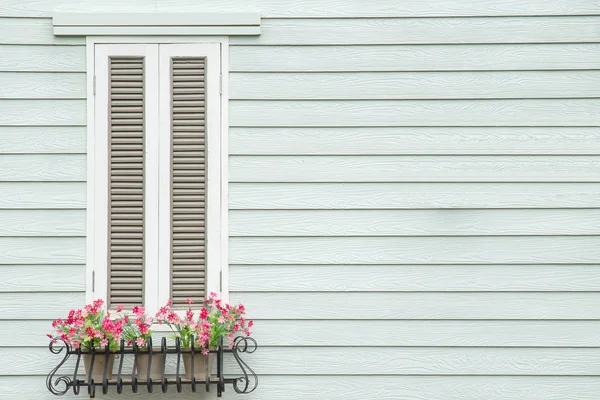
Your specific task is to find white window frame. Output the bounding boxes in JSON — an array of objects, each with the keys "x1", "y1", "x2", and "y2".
[{"x1": 86, "y1": 37, "x2": 230, "y2": 311}]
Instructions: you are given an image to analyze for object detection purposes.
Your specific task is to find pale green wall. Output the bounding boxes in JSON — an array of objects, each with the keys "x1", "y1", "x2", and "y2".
[{"x1": 1, "y1": 1, "x2": 600, "y2": 399}]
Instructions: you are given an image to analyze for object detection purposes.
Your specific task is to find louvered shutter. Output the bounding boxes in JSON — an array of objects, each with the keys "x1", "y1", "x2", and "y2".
[
  {"x1": 170, "y1": 57, "x2": 207, "y2": 306},
  {"x1": 108, "y1": 57, "x2": 145, "y2": 306}
]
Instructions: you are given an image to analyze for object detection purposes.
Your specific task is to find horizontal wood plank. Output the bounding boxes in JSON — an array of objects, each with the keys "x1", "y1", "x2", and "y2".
[
  {"x1": 229, "y1": 183, "x2": 600, "y2": 209},
  {"x1": 230, "y1": 264, "x2": 600, "y2": 291},
  {"x1": 0, "y1": 182, "x2": 85, "y2": 209},
  {"x1": 231, "y1": 17, "x2": 600, "y2": 45},
  {"x1": 230, "y1": 71, "x2": 600, "y2": 100},
  {"x1": 231, "y1": 292, "x2": 600, "y2": 319},
  {"x1": 0, "y1": 155, "x2": 85, "y2": 181},
  {"x1": 10, "y1": 346, "x2": 600, "y2": 375},
  {"x1": 230, "y1": 100, "x2": 600, "y2": 127},
  {"x1": 0, "y1": 99, "x2": 85, "y2": 125},
  {"x1": 0, "y1": 45, "x2": 84, "y2": 72},
  {"x1": 230, "y1": 156, "x2": 600, "y2": 182},
  {"x1": 229, "y1": 127, "x2": 600, "y2": 155},
  {"x1": 0, "y1": 18, "x2": 83, "y2": 44},
  {"x1": 0, "y1": 72, "x2": 85, "y2": 99},
  {"x1": 229, "y1": 236, "x2": 600, "y2": 264},
  {"x1": 0, "y1": 210, "x2": 84, "y2": 236},
  {"x1": 0, "y1": 292, "x2": 83, "y2": 319},
  {"x1": 230, "y1": 209, "x2": 600, "y2": 236},
  {"x1": 156, "y1": 0, "x2": 600, "y2": 17},
  {"x1": 231, "y1": 44, "x2": 600, "y2": 72},
  {"x1": 0, "y1": 238, "x2": 84, "y2": 264},
  {"x1": 8, "y1": 319, "x2": 600, "y2": 347},
  {"x1": 0, "y1": 126, "x2": 85, "y2": 153},
  {"x1": 4, "y1": 376, "x2": 600, "y2": 400},
  {"x1": 0, "y1": 265, "x2": 84, "y2": 292},
  {"x1": 0, "y1": 0, "x2": 151, "y2": 17}
]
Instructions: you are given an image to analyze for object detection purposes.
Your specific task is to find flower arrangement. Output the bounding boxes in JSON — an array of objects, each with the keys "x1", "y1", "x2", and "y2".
[
  {"x1": 155, "y1": 292, "x2": 253, "y2": 355},
  {"x1": 48, "y1": 293, "x2": 253, "y2": 354},
  {"x1": 47, "y1": 299, "x2": 126, "y2": 352},
  {"x1": 123, "y1": 306, "x2": 154, "y2": 348}
]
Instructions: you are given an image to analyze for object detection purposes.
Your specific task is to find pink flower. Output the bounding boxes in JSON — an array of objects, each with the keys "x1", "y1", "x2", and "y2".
[
  {"x1": 136, "y1": 337, "x2": 146, "y2": 347},
  {"x1": 100, "y1": 338, "x2": 108, "y2": 347},
  {"x1": 186, "y1": 298, "x2": 193, "y2": 304},
  {"x1": 116, "y1": 305, "x2": 124, "y2": 312},
  {"x1": 201, "y1": 348, "x2": 209, "y2": 356},
  {"x1": 145, "y1": 317, "x2": 153, "y2": 326},
  {"x1": 218, "y1": 316, "x2": 226, "y2": 324},
  {"x1": 72, "y1": 340, "x2": 81, "y2": 349},
  {"x1": 166, "y1": 299, "x2": 172, "y2": 306},
  {"x1": 139, "y1": 324, "x2": 149, "y2": 335},
  {"x1": 244, "y1": 329, "x2": 251, "y2": 337},
  {"x1": 186, "y1": 309, "x2": 194, "y2": 321},
  {"x1": 199, "y1": 308, "x2": 208, "y2": 320},
  {"x1": 46, "y1": 333, "x2": 54, "y2": 340},
  {"x1": 132, "y1": 306, "x2": 145, "y2": 316},
  {"x1": 248, "y1": 320, "x2": 254, "y2": 328}
]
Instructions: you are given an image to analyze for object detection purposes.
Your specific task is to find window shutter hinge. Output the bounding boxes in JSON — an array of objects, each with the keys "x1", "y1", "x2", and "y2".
[
  {"x1": 219, "y1": 74, "x2": 222, "y2": 95},
  {"x1": 93, "y1": 75, "x2": 96, "y2": 96},
  {"x1": 92, "y1": 270, "x2": 95, "y2": 292}
]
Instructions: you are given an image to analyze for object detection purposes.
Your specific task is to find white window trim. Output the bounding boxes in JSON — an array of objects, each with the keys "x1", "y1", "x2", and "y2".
[{"x1": 86, "y1": 37, "x2": 230, "y2": 310}]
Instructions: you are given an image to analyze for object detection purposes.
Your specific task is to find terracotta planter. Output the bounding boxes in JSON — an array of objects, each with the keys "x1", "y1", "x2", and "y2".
[
  {"x1": 83, "y1": 353, "x2": 115, "y2": 381},
  {"x1": 136, "y1": 353, "x2": 165, "y2": 381},
  {"x1": 182, "y1": 351, "x2": 214, "y2": 380}
]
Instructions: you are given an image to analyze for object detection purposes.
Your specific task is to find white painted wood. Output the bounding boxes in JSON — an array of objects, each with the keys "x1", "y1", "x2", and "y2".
[
  {"x1": 0, "y1": 237, "x2": 84, "y2": 264},
  {"x1": 10, "y1": 346, "x2": 600, "y2": 375},
  {"x1": 55, "y1": 25, "x2": 260, "y2": 35},
  {"x1": 0, "y1": 265, "x2": 84, "y2": 292},
  {"x1": 230, "y1": 71, "x2": 600, "y2": 100},
  {"x1": 229, "y1": 127, "x2": 600, "y2": 155},
  {"x1": 229, "y1": 183, "x2": 600, "y2": 209},
  {"x1": 0, "y1": 99, "x2": 84, "y2": 125},
  {"x1": 230, "y1": 100, "x2": 600, "y2": 127},
  {"x1": 0, "y1": 45, "x2": 84, "y2": 72},
  {"x1": 0, "y1": 72, "x2": 85, "y2": 99},
  {"x1": 54, "y1": 12, "x2": 260, "y2": 26},
  {"x1": 0, "y1": 155, "x2": 85, "y2": 181},
  {"x1": 0, "y1": 0, "x2": 152, "y2": 17},
  {"x1": 230, "y1": 264, "x2": 600, "y2": 291},
  {"x1": 4, "y1": 376, "x2": 600, "y2": 400},
  {"x1": 220, "y1": 39, "x2": 230, "y2": 302},
  {"x1": 85, "y1": 36, "x2": 94, "y2": 305},
  {"x1": 217, "y1": 320, "x2": 600, "y2": 347},
  {"x1": 231, "y1": 17, "x2": 600, "y2": 45},
  {"x1": 7, "y1": 319, "x2": 600, "y2": 347},
  {"x1": 231, "y1": 44, "x2": 600, "y2": 72},
  {"x1": 231, "y1": 292, "x2": 600, "y2": 320},
  {"x1": 229, "y1": 156, "x2": 600, "y2": 183},
  {"x1": 0, "y1": 126, "x2": 85, "y2": 153},
  {"x1": 0, "y1": 210, "x2": 84, "y2": 236},
  {"x1": 0, "y1": 292, "x2": 83, "y2": 319},
  {"x1": 156, "y1": 0, "x2": 600, "y2": 18},
  {"x1": 230, "y1": 209, "x2": 600, "y2": 236},
  {"x1": 0, "y1": 182, "x2": 85, "y2": 209},
  {"x1": 229, "y1": 236, "x2": 600, "y2": 265},
  {"x1": 0, "y1": 17, "x2": 83, "y2": 44}
]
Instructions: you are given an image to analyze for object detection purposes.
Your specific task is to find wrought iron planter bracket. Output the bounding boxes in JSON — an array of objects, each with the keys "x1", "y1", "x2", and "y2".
[{"x1": 46, "y1": 336, "x2": 258, "y2": 397}]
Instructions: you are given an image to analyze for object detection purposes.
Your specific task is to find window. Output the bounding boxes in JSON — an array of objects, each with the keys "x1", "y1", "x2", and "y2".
[{"x1": 88, "y1": 42, "x2": 226, "y2": 312}]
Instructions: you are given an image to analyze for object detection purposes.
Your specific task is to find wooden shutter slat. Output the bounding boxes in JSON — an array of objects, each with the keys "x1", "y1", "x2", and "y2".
[
  {"x1": 171, "y1": 57, "x2": 207, "y2": 307},
  {"x1": 109, "y1": 56, "x2": 145, "y2": 307}
]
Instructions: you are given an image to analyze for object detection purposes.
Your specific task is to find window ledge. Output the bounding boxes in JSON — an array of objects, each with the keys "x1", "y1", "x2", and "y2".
[{"x1": 53, "y1": 12, "x2": 261, "y2": 36}]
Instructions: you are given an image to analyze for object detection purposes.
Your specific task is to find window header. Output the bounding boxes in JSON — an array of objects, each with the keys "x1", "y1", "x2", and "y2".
[{"x1": 53, "y1": 12, "x2": 261, "y2": 36}]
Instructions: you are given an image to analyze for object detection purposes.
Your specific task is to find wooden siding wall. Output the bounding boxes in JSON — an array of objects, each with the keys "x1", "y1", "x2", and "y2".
[{"x1": 1, "y1": 0, "x2": 600, "y2": 399}]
